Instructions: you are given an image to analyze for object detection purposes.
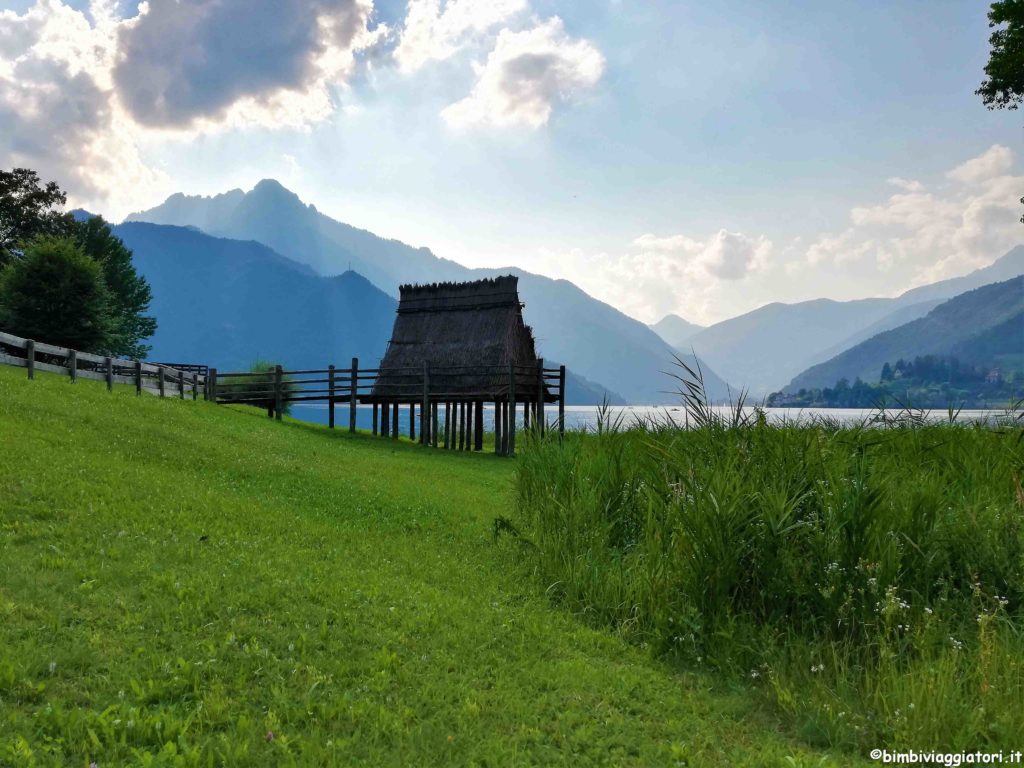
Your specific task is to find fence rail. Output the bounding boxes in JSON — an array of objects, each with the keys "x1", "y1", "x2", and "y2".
[
  {"x1": 0, "y1": 329, "x2": 567, "y2": 457},
  {"x1": 0, "y1": 331, "x2": 207, "y2": 400}
]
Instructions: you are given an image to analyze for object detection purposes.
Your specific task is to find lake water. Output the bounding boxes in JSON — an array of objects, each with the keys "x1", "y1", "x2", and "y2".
[{"x1": 289, "y1": 403, "x2": 1007, "y2": 436}]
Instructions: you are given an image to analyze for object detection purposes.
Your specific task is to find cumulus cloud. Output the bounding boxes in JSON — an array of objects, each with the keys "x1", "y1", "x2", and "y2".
[
  {"x1": 809, "y1": 144, "x2": 1023, "y2": 285},
  {"x1": 539, "y1": 229, "x2": 772, "y2": 323},
  {"x1": 113, "y1": 0, "x2": 382, "y2": 128},
  {"x1": 0, "y1": 0, "x2": 165, "y2": 213},
  {"x1": 946, "y1": 144, "x2": 1014, "y2": 185},
  {"x1": 441, "y1": 17, "x2": 604, "y2": 129},
  {"x1": 394, "y1": 0, "x2": 526, "y2": 73}
]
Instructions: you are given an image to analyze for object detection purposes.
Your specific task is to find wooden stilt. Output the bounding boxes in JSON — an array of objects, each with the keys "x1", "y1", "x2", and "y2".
[
  {"x1": 444, "y1": 402, "x2": 452, "y2": 449},
  {"x1": 458, "y1": 402, "x2": 466, "y2": 451},
  {"x1": 372, "y1": 403, "x2": 379, "y2": 435},
  {"x1": 474, "y1": 401, "x2": 483, "y2": 451},
  {"x1": 409, "y1": 402, "x2": 416, "y2": 443},
  {"x1": 431, "y1": 402, "x2": 439, "y2": 447},
  {"x1": 392, "y1": 402, "x2": 399, "y2": 439},
  {"x1": 382, "y1": 401, "x2": 390, "y2": 436},
  {"x1": 495, "y1": 401, "x2": 503, "y2": 455}
]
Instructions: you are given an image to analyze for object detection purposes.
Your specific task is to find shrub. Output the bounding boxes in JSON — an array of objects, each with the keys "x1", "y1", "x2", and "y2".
[{"x1": 0, "y1": 237, "x2": 111, "y2": 351}]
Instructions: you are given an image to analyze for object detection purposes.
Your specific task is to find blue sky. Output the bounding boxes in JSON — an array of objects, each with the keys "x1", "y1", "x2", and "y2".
[{"x1": 0, "y1": 0, "x2": 1021, "y2": 324}]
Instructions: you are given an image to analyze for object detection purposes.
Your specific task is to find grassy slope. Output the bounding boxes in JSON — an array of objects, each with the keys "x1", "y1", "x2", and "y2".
[{"x1": 0, "y1": 366, "x2": 856, "y2": 767}]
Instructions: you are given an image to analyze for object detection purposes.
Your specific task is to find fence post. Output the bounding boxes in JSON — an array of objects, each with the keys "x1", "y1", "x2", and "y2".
[
  {"x1": 135, "y1": 360, "x2": 142, "y2": 395},
  {"x1": 105, "y1": 357, "x2": 113, "y2": 391},
  {"x1": 350, "y1": 358, "x2": 358, "y2": 433},
  {"x1": 536, "y1": 358, "x2": 545, "y2": 436},
  {"x1": 26, "y1": 339, "x2": 34, "y2": 380},
  {"x1": 558, "y1": 365, "x2": 566, "y2": 440},
  {"x1": 508, "y1": 363, "x2": 516, "y2": 456},
  {"x1": 328, "y1": 364, "x2": 336, "y2": 429},
  {"x1": 191, "y1": 371, "x2": 198, "y2": 400},
  {"x1": 69, "y1": 349, "x2": 77, "y2": 383},
  {"x1": 178, "y1": 368, "x2": 185, "y2": 399},
  {"x1": 158, "y1": 367, "x2": 166, "y2": 397},
  {"x1": 274, "y1": 364, "x2": 283, "y2": 421},
  {"x1": 209, "y1": 368, "x2": 217, "y2": 403},
  {"x1": 421, "y1": 362, "x2": 430, "y2": 446}
]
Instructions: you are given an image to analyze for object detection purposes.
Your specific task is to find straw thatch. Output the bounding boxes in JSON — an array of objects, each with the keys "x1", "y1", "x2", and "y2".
[{"x1": 368, "y1": 275, "x2": 552, "y2": 402}]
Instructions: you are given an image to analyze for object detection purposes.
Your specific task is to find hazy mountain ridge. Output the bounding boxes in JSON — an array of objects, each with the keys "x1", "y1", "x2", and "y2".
[
  {"x1": 649, "y1": 314, "x2": 705, "y2": 349},
  {"x1": 128, "y1": 181, "x2": 730, "y2": 404},
  {"x1": 686, "y1": 245, "x2": 1024, "y2": 396},
  {"x1": 785, "y1": 276, "x2": 1024, "y2": 393}
]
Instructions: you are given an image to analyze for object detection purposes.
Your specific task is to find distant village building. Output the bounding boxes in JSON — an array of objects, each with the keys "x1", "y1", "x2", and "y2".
[{"x1": 365, "y1": 275, "x2": 563, "y2": 454}]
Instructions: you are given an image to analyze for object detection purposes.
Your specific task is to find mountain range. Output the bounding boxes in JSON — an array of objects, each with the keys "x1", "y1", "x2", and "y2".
[
  {"x1": 785, "y1": 276, "x2": 1024, "y2": 393},
  {"x1": 127, "y1": 180, "x2": 731, "y2": 404},
  {"x1": 648, "y1": 246, "x2": 1024, "y2": 396}
]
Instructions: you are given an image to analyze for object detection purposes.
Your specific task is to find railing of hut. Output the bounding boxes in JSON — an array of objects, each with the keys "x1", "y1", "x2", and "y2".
[{"x1": 210, "y1": 359, "x2": 565, "y2": 456}]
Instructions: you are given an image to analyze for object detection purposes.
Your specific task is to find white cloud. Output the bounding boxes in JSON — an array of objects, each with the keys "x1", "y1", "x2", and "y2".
[
  {"x1": 441, "y1": 17, "x2": 604, "y2": 129},
  {"x1": 811, "y1": 144, "x2": 1023, "y2": 286},
  {"x1": 886, "y1": 176, "x2": 924, "y2": 192},
  {"x1": 538, "y1": 229, "x2": 772, "y2": 324},
  {"x1": 0, "y1": 1, "x2": 166, "y2": 215},
  {"x1": 946, "y1": 144, "x2": 1014, "y2": 185},
  {"x1": 394, "y1": 0, "x2": 526, "y2": 73}
]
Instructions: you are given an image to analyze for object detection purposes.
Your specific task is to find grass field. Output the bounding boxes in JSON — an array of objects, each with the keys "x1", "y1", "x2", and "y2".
[{"x1": 0, "y1": 365, "x2": 860, "y2": 767}]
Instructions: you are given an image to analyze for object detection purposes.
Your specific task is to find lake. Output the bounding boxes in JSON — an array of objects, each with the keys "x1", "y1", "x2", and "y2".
[{"x1": 289, "y1": 403, "x2": 1008, "y2": 436}]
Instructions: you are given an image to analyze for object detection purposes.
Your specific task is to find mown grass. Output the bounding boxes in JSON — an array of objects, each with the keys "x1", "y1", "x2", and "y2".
[
  {"x1": 516, "y1": 402, "x2": 1024, "y2": 753},
  {"x1": 0, "y1": 365, "x2": 858, "y2": 767}
]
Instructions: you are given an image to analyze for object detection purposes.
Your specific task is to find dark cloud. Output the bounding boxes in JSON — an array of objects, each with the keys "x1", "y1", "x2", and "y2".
[
  {"x1": 113, "y1": 0, "x2": 373, "y2": 127},
  {"x1": 0, "y1": 57, "x2": 110, "y2": 196}
]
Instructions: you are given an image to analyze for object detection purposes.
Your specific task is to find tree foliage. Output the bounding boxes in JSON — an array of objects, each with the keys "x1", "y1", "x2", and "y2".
[
  {"x1": 977, "y1": 2, "x2": 1024, "y2": 223},
  {"x1": 75, "y1": 215, "x2": 157, "y2": 358},
  {"x1": 0, "y1": 237, "x2": 111, "y2": 351},
  {"x1": 977, "y1": 1, "x2": 1024, "y2": 111},
  {"x1": 0, "y1": 168, "x2": 157, "y2": 357},
  {"x1": 0, "y1": 168, "x2": 75, "y2": 268}
]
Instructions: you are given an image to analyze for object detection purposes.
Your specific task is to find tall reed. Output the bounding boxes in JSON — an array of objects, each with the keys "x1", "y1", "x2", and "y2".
[{"x1": 515, "y1": 366, "x2": 1024, "y2": 750}]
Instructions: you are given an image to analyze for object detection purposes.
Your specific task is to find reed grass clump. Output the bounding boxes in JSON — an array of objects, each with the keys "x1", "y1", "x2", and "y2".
[{"x1": 515, "y1": 366, "x2": 1024, "y2": 751}]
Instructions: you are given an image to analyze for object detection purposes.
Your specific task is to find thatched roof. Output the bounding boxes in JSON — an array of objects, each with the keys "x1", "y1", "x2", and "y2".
[{"x1": 368, "y1": 275, "x2": 552, "y2": 401}]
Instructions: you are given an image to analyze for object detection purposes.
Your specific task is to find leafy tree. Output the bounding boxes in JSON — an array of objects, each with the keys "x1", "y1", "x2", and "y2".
[
  {"x1": 0, "y1": 169, "x2": 74, "y2": 267},
  {"x1": 75, "y1": 215, "x2": 157, "y2": 359},
  {"x1": 0, "y1": 237, "x2": 110, "y2": 351},
  {"x1": 977, "y1": 1, "x2": 1024, "y2": 111},
  {"x1": 977, "y1": 1, "x2": 1024, "y2": 222},
  {"x1": 881, "y1": 362, "x2": 894, "y2": 381}
]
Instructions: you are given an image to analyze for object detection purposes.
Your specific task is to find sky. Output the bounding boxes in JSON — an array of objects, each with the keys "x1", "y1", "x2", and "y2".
[{"x1": 0, "y1": 0, "x2": 1021, "y2": 326}]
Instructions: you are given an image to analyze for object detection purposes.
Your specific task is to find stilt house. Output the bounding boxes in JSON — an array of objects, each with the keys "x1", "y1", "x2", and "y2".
[{"x1": 364, "y1": 275, "x2": 562, "y2": 453}]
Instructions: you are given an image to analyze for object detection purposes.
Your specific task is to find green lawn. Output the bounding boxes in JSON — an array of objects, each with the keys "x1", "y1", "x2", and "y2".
[{"x1": 0, "y1": 365, "x2": 859, "y2": 767}]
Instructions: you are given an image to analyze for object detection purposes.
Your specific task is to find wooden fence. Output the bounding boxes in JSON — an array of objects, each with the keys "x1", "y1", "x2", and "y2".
[
  {"x1": 210, "y1": 360, "x2": 566, "y2": 456},
  {"x1": 0, "y1": 331, "x2": 207, "y2": 400},
  {"x1": 0, "y1": 330, "x2": 566, "y2": 457}
]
